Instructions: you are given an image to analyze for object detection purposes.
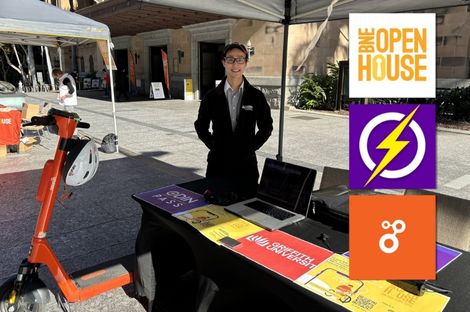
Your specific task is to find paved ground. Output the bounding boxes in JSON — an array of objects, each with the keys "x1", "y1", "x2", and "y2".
[{"x1": 1, "y1": 90, "x2": 470, "y2": 311}]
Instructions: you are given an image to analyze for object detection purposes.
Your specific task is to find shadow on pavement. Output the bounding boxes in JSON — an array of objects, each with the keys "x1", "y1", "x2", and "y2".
[
  {"x1": 77, "y1": 89, "x2": 169, "y2": 102},
  {"x1": 0, "y1": 152, "x2": 202, "y2": 311}
]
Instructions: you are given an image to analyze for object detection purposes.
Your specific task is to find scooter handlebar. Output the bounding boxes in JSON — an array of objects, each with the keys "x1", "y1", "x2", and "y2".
[
  {"x1": 24, "y1": 115, "x2": 89, "y2": 129},
  {"x1": 23, "y1": 115, "x2": 55, "y2": 127},
  {"x1": 77, "y1": 122, "x2": 90, "y2": 129}
]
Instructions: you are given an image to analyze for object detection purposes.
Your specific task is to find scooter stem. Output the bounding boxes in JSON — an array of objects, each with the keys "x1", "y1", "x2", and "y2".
[{"x1": 30, "y1": 114, "x2": 77, "y2": 247}]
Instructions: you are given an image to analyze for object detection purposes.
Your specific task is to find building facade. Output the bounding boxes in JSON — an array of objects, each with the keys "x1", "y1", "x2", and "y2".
[{"x1": 55, "y1": 1, "x2": 470, "y2": 102}]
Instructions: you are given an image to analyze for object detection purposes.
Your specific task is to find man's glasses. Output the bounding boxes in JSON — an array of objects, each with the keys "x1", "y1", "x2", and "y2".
[{"x1": 224, "y1": 57, "x2": 247, "y2": 64}]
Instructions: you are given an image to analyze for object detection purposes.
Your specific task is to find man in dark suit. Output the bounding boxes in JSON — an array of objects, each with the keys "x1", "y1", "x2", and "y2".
[{"x1": 194, "y1": 42, "x2": 273, "y2": 196}]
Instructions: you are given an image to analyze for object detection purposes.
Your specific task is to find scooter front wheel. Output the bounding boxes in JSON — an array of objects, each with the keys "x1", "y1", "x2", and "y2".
[{"x1": 0, "y1": 278, "x2": 46, "y2": 312}]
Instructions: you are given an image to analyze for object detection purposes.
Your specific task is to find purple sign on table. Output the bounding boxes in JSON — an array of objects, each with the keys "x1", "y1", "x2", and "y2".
[
  {"x1": 436, "y1": 244, "x2": 462, "y2": 273},
  {"x1": 134, "y1": 185, "x2": 208, "y2": 215},
  {"x1": 344, "y1": 244, "x2": 461, "y2": 274},
  {"x1": 349, "y1": 104, "x2": 436, "y2": 189}
]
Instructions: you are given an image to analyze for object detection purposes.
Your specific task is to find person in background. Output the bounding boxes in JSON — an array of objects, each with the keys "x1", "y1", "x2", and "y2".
[
  {"x1": 52, "y1": 68, "x2": 77, "y2": 112},
  {"x1": 103, "y1": 68, "x2": 110, "y2": 98},
  {"x1": 117, "y1": 68, "x2": 129, "y2": 101},
  {"x1": 194, "y1": 42, "x2": 273, "y2": 196},
  {"x1": 70, "y1": 71, "x2": 79, "y2": 90}
]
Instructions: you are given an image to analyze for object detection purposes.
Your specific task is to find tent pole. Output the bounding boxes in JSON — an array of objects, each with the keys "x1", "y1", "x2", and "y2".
[
  {"x1": 277, "y1": 0, "x2": 291, "y2": 162},
  {"x1": 107, "y1": 39, "x2": 119, "y2": 153},
  {"x1": 44, "y1": 46, "x2": 55, "y2": 91},
  {"x1": 58, "y1": 47, "x2": 63, "y2": 71}
]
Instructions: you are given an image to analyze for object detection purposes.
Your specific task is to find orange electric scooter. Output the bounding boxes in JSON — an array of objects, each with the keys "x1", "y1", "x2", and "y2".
[{"x1": 0, "y1": 109, "x2": 132, "y2": 312}]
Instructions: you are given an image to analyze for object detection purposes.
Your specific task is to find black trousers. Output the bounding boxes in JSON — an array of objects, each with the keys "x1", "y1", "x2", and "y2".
[
  {"x1": 206, "y1": 152, "x2": 259, "y2": 197},
  {"x1": 134, "y1": 211, "x2": 218, "y2": 312}
]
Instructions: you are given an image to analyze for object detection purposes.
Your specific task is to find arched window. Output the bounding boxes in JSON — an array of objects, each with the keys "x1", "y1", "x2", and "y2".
[
  {"x1": 80, "y1": 56, "x2": 85, "y2": 73},
  {"x1": 89, "y1": 55, "x2": 95, "y2": 73}
]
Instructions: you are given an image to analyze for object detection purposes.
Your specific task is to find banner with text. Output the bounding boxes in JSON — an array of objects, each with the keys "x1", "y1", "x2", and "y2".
[
  {"x1": 232, "y1": 230, "x2": 333, "y2": 280},
  {"x1": 97, "y1": 40, "x2": 117, "y2": 70}
]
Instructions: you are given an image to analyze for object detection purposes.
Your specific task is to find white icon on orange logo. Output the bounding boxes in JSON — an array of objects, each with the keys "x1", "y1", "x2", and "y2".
[{"x1": 379, "y1": 219, "x2": 406, "y2": 254}]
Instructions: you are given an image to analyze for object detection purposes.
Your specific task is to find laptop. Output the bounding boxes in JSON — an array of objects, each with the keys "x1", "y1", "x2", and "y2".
[{"x1": 225, "y1": 158, "x2": 317, "y2": 231}]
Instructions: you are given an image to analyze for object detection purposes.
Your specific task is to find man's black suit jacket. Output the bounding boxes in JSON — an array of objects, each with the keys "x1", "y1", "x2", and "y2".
[{"x1": 194, "y1": 76, "x2": 273, "y2": 192}]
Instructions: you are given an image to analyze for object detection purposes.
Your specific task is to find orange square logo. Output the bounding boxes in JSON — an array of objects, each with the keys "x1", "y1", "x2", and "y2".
[{"x1": 349, "y1": 195, "x2": 436, "y2": 280}]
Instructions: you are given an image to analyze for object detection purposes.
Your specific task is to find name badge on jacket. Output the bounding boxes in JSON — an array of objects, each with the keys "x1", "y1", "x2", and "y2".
[{"x1": 242, "y1": 105, "x2": 253, "y2": 111}]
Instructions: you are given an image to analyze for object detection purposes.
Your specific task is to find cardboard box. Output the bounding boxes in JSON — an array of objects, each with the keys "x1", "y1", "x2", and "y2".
[
  {"x1": 0, "y1": 145, "x2": 6, "y2": 158},
  {"x1": 18, "y1": 137, "x2": 36, "y2": 153},
  {"x1": 22, "y1": 103, "x2": 40, "y2": 120}
]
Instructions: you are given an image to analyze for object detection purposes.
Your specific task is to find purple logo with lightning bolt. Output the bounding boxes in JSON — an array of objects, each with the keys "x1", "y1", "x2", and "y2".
[{"x1": 350, "y1": 104, "x2": 436, "y2": 189}]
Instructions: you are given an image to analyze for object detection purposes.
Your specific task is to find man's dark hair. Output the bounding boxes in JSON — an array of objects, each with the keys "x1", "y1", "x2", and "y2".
[
  {"x1": 52, "y1": 68, "x2": 63, "y2": 77},
  {"x1": 222, "y1": 42, "x2": 248, "y2": 59}
]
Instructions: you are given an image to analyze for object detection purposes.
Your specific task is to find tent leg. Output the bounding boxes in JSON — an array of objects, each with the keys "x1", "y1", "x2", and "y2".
[
  {"x1": 277, "y1": 22, "x2": 289, "y2": 162},
  {"x1": 45, "y1": 47, "x2": 55, "y2": 91},
  {"x1": 58, "y1": 47, "x2": 63, "y2": 71},
  {"x1": 107, "y1": 39, "x2": 119, "y2": 153}
]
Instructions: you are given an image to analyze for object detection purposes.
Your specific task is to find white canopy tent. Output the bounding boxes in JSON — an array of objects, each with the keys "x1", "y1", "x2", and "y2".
[
  {"x1": 0, "y1": 0, "x2": 119, "y2": 150},
  {"x1": 145, "y1": 0, "x2": 466, "y2": 160},
  {"x1": 145, "y1": 0, "x2": 466, "y2": 24}
]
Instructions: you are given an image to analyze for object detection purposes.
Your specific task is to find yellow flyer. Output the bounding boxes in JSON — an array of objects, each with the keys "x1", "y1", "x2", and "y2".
[
  {"x1": 295, "y1": 254, "x2": 449, "y2": 312},
  {"x1": 176, "y1": 205, "x2": 263, "y2": 244}
]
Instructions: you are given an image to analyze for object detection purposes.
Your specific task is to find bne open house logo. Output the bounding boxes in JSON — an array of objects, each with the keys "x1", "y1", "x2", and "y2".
[{"x1": 349, "y1": 14, "x2": 435, "y2": 98}]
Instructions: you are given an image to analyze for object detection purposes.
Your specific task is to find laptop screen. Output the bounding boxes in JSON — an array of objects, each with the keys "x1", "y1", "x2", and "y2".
[{"x1": 257, "y1": 159, "x2": 316, "y2": 213}]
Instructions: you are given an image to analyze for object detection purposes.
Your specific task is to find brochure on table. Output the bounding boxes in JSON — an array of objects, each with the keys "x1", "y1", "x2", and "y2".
[
  {"x1": 176, "y1": 204, "x2": 263, "y2": 244},
  {"x1": 134, "y1": 185, "x2": 208, "y2": 215},
  {"x1": 296, "y1": 254, "x2": 449, "y2": 312}
]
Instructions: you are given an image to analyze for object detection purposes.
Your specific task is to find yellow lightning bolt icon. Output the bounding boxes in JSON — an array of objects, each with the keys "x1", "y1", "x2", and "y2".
[{"x1": 365, "y1": 106, "x2": 420, "y2": 187}]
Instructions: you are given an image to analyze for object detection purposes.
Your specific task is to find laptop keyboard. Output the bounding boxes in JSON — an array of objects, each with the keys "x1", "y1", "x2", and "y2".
[{"x1": 245, "y1": 200, "x2": 295, "y2": 220}]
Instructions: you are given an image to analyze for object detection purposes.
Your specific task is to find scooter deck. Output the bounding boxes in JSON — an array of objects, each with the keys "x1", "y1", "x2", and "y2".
[{"x1": 71, "y1": 254, "x2": 133, "y2": 290}]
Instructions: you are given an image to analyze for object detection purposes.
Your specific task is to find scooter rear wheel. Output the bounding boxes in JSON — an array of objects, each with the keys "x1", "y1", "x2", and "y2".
[{"x1": 0, "y1": 279, "x2": 46, "y2": 312}]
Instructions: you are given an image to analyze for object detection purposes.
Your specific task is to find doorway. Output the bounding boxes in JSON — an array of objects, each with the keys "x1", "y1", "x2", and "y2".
[
  {"x1": 114, "y1": 49, "x2": 128, "y2": 73},
  {"x1": 114, "y1": 49, "x2": 129, "y2": 94},
  {"x1": 150, "y1": 46, "x2": 169, "y2": 98},
  {"x1": 199, "y1": 42, "x2": 225, "y2": 99}
]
